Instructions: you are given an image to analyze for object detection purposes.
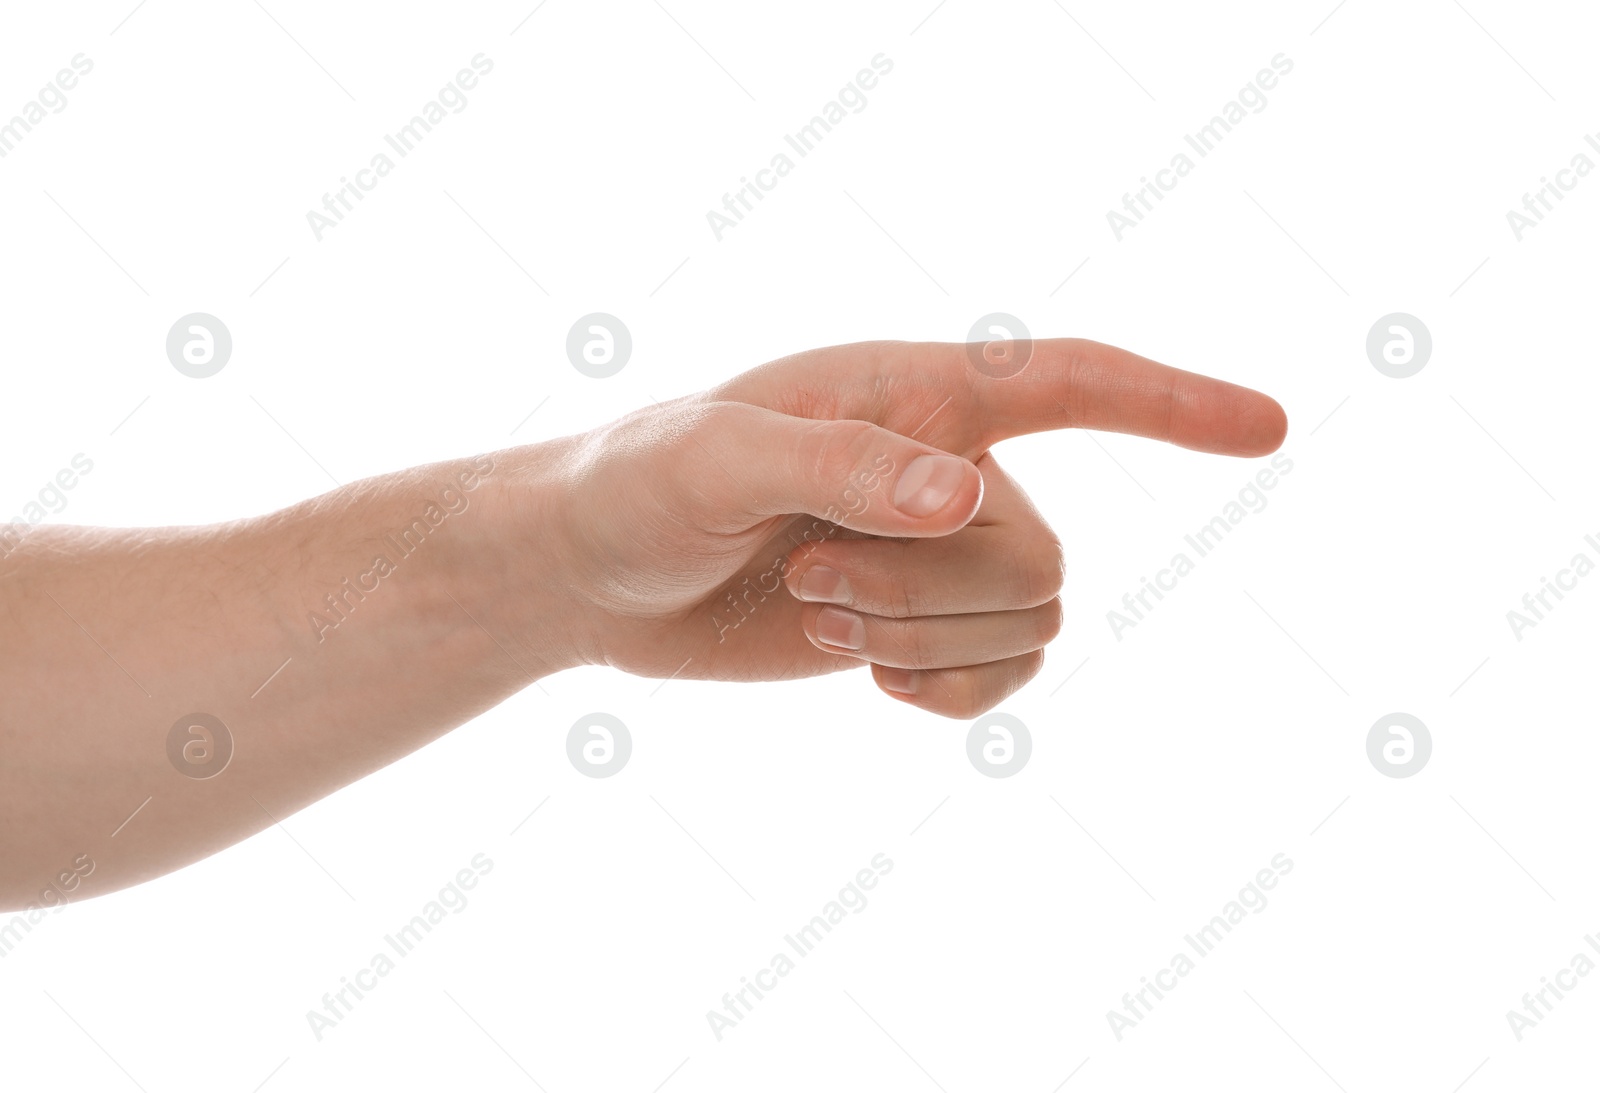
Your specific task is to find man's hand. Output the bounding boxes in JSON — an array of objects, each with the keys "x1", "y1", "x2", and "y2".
[
  {"x1": 0, "y1": 336, "x2": 1284, "y2": 906},
  {"x1": 493, "y1": 338, "x2": 1287, "y2": 717}
]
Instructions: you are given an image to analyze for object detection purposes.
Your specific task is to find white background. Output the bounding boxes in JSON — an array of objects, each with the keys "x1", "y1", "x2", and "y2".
[{"x1": 2, "y1": 0, "x2": 1597, "y2": 1089}]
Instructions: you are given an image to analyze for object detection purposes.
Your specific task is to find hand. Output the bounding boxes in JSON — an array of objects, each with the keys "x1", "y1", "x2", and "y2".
[{"x1": 493, "y1": 338, "x2": 1286, "y2": 718}]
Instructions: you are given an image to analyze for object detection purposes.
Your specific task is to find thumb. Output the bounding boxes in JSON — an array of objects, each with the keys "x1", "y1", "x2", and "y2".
[{"x1": 695, "y1": 402, "x2": 983, "y2": 537}]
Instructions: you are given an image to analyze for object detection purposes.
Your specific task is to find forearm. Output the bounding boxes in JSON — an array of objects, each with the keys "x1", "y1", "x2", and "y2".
[{"x1": 0, "y1": 444, "x2": 576, "y2": 908}]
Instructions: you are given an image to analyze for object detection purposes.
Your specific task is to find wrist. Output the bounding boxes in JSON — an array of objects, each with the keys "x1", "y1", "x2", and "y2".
[
  {"x1": 268, "y1": 442, "x2": 595, "y2": 691},
  {"x1": 448, "y1": 437, "x2": 600, "y2": 679}
]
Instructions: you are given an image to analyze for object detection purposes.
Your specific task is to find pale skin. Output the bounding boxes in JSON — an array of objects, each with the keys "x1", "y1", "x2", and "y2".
[{"x1": 0, "y1": 339, "x2": 1286, "y2": 909}]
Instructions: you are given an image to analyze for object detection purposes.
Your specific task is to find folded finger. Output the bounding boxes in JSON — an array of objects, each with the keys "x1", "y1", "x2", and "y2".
[
  {"x1": 872, "y1": 651, "x2": 1045, "y2": 719},
  {"x1": 783, "y1": 528, "x2": 1063, "y2": 617},
  {"x1": 801, "y1": 599, "x2": 1062, "y2": 669}
]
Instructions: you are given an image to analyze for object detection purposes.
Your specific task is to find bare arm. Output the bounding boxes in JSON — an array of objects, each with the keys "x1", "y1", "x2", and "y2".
[
  {"x1": 1, "y1": 338, "x2": 1286, "y2": 909},
  {"x1": 0, "y1": 444, "x2": 581, "y2": 909}
]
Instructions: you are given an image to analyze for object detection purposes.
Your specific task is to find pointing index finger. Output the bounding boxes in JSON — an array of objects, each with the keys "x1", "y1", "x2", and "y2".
[{"x1": 968, "y1": 338, "x2": 1288, "y2": 456}]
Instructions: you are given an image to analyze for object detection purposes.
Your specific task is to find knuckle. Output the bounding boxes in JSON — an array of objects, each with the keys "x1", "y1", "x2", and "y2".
[
  {"x1": 803, "y1": 418, "x2": 879, "y2": 489},
  {"x1": 664, "y1": 399, "x2": 740, "y2": 467},
  {"x1": 1037, "y1": 536, "x2": 1067, "y2": 601},
  {"x1": 938, "y1": 651, "x2": 1046, "y2": 719},
  {"x1": 1008, "y1": 650, "x2": 1047, "y2": 697},
  {"x1": 891, "y1": 619, "x2": 936, "y2": 668},
  {"x1": 688, "y1": 399, "x2": 747, "y2": 444},
  {"x1": 661, "y1": 400, "x2": 749, "y2": 520},
  {"x1": 888, "y1": 560, "x2": 942, "y2": 618},
  {"x1": 1013, "y1": 535, "x2": 1067, "y2": 606},
  {"x1": 888, "y1": 578, "x2": 918, "y2": 620},
  {"x1": 1035, "y1": 597, "x2": 1065, "y2": 645},
  {"x1": 947, "y1": 673, "x2": 998, "y2": 719},
  {"x1": 1056, "y1": 340, "x2": 1092, "y2": 427}
]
